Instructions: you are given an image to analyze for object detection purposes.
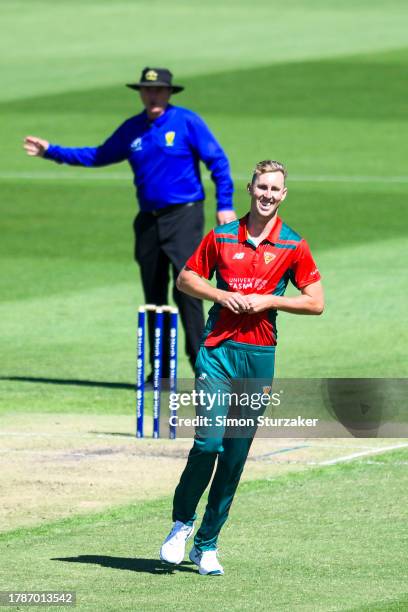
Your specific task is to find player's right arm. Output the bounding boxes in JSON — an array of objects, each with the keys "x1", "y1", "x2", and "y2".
[
  {"x1": 23, "y1": 121, "x2": 130, "y2": 167},
  {"x1": 177, "y1": 268, "x2": 250, "y2": 314},
  {"x1": 176, "y1": 228, "x2": 250, "y2": 314}
]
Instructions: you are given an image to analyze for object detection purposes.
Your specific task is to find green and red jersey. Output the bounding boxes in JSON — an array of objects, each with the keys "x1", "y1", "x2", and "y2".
[{"x1": 185, "y1": 215, "x2": 321, "y2": 347}]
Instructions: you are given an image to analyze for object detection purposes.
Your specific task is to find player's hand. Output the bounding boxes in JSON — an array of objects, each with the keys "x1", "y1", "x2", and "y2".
[
  {"x1": 23, "y1": 136, "x2": 49, "y2": 157},
  {"x1": 216, "y1": 210, "x2": 237, "y2": 225},
  {"x1": 246, "y1": 294, "x2": 275, "y2": 313},
  {"x1": 217, "y1": 290, "x2": 251, "y2": 314}
]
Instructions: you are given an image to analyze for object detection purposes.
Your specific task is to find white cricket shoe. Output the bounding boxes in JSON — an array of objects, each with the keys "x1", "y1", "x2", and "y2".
[
  {"x1": 159, "y1": 521, "x2": 194, "y2": 565},
  {"x1": 189, "y1": 545, "x2": 224, "y2": 575}
]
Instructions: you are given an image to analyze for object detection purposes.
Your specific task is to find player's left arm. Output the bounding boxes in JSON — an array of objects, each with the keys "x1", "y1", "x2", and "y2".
[
  {"x1": 246, "y1": 281, "x2": 324, "y2": 315},
  {"x1": 246, "y1": 238, "x2": 324, "y2": 315}
]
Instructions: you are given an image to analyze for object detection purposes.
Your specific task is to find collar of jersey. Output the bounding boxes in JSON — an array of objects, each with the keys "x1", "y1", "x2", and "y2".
[
  {"x1": 238, "y1": 214, "x2": 282, "y2": 245},
  {"x1": 142, "y1": 104, "x2": 174, "y2": 128}
]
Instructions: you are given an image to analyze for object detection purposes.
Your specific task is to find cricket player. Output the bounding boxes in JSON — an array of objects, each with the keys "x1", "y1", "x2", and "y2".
[{"x1": 159, "y1": 160, "x2": 324, "y2": 575}]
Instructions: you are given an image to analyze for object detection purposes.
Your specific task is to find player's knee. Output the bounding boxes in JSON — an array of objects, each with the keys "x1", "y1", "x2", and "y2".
[{"x1": 194, "y1": 437, "x2": 224, "y2": 454}]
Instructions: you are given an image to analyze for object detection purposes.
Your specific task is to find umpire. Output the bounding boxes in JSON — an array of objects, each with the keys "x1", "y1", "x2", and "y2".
[{"x1": 24, "y1": 67, "x2": 236, "y2": 382}]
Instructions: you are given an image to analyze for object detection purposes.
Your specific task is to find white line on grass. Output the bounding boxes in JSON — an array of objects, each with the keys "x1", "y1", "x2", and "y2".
[
  {"x1": 0, "y1": 432, "x2": 131, "y2": 438},
  {"x1": 319, "y1": 442, "x2": 408, "y2": 466},
  {"x1": 0, "y1": 171, "x2": 133, "y2": 182},
  {"x1": 284, "y1": 175, "x2": 408, "y2": 184},
  {"x1": 1, "y1": 171, "x2": 408, "y2": 184}
]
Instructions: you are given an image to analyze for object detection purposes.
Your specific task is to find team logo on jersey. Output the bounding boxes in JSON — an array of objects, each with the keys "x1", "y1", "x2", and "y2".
[
  {"x1": 264, "y1": 251, "x2": 276, "y2": 264},
  {"x1": 145, "y1": 69, "x2": 158, "y2": 81},
  {"x1": 262, "y1": 386, "x2": 272, "y2": 395},
  {"x1": 130, "y1": 137, "x2": 143, "y2": 151},
  {"x1": 165, "y1": 131, "x2": 176, "y2": 147},
  {"x1": 232, "y1": 252, "x2": 245, "y2": 260},
  {"x1": 198, "y1": 373, "x2": 207, "y2": 381}
]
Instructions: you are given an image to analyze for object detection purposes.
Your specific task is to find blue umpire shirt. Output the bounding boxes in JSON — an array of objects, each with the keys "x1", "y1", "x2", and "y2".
[{"x1": 44, "y1": 104, "x2": 233, "y2": 212}]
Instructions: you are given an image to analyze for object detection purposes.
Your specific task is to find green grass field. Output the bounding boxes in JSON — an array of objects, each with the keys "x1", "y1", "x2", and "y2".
[
  {"x1": 1, "y1": 450, "x2": 408, "y2": 611},
  {"x1": 1, "y1": 0, "x2": 408, "y2": 609}
]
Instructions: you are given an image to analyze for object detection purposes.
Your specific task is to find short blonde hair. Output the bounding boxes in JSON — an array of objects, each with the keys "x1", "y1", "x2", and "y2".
[{"x1": 251, "y1": 160, "x2": 287, "y2": 184}]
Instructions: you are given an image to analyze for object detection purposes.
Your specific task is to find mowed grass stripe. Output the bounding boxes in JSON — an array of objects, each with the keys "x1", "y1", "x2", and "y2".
[
  {"x1": 0, "y1": 450, "x2": 407, "y2": 611},
  {"x1": 0, "y1": 234, "x2": 407, "y2": 415},
  {"x1": 4, "y1": 46, "x2": 408, "y2": 119},
  {"x1": 345, "y1": 595, "x2": 408, "y2": 612},
  {"x1": 3, "y1": 49, "x2": 408, "y2": 179},
  {"x1": 2, "y1": 0, "x2": 408, "y2": 104},
  {"x1": 6, "y1": 114, "x2": 406, "y2": 179},
  {"x1": 2, "y1": 180, "x2": 408, "y2": 265},
  {"x1": 2, "y1": 172, "x2": 408, "y2": 183}
]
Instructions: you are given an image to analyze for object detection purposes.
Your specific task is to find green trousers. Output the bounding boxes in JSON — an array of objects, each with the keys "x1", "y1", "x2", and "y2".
[{"x1": 172, "y1": 340, "x2": 276, "y2": 551}]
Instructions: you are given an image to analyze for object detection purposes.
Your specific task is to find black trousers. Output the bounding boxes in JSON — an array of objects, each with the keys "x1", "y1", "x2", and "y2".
[{"x1": 134, "y1": 202, "x2": 205, "y2": 377}]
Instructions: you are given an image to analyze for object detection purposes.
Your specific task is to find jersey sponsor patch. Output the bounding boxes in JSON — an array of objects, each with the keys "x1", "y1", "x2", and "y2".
[
  {"x1": 230, "y1": 277, "x2": 268, "y2": 291},
  {"x1": 232, "y1": 252, "x2": 245, "y2": 260},
  {"x1": 130, "y1": 137, "x2": 143, "y2": 151}
]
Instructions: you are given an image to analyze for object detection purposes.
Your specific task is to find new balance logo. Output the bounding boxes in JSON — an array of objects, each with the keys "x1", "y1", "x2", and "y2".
[{"x1": 232, "y1": 253, "x2": 245, "y2": 260}]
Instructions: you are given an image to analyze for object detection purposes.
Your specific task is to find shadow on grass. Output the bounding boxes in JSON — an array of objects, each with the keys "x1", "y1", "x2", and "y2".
[
  {"x1": 52, "y1": 555, "x2": 196, "y2": 574},
  {"x1": 89, "y1": 431, "x2": 136, "y2": 438},
  {"x1": 6, "y1": 48, "x2": 408, "y2": 122},
  {"x1": 0, "y1": 376, "x2": 135, "y2": 391}
]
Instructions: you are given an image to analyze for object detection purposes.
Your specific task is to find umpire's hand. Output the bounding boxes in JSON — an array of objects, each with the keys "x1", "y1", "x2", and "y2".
[
  {"x1": 217, "y1": 210, "x2": 237, "y2": 225},
  {"x1": 24, "y1": 136, "x2": 49, "y2": 157}
]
